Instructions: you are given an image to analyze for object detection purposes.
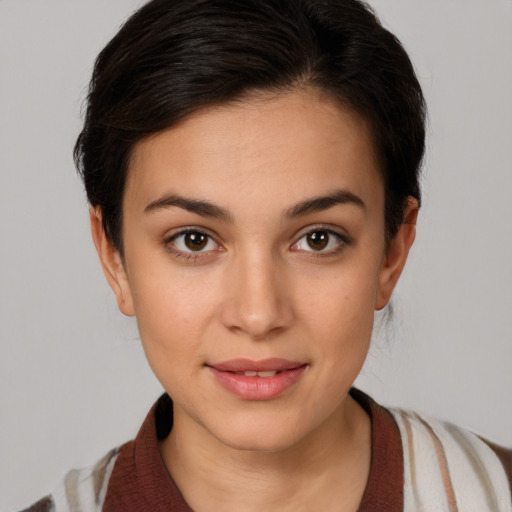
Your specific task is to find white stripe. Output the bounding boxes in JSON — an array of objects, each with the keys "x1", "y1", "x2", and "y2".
[
  {"x1": 392, "y1": 410, "x2": 450, "y2": 511},
  {"x1": 50, "y1": 452, "x2": 119, "y2": 512},
  {"x1": 392, "y1": 409, "x2": 512, "y2": 512},
  {"x1": 96, "y1": 450, "x2": 118, "y2": 507},
  {"x1": 429, "y1": 418, "x2": 512, "y2": 512},
  {"x1": 391, "y1": 411, "x2": 419, "y2": 510}
]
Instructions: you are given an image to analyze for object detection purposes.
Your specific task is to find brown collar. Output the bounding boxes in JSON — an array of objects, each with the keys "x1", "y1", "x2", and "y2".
[{"x1": 104, "y1": 389, "x2": 403, "y2": 511}]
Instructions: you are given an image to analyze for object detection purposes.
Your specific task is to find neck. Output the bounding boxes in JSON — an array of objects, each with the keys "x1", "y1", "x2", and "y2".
[{"x1": 160, "y1": 395, "x2": 371, "y2": 512}]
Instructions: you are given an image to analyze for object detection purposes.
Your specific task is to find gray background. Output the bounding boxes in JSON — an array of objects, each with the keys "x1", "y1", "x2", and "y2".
[{"x1": 1, "y1": 0, "x2": 511, "y2": 509}]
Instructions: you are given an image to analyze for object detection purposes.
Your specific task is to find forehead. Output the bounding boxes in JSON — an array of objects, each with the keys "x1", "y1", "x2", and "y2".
[{"x1": 126, "y1": 89, "x2": 383, "y2": 216}]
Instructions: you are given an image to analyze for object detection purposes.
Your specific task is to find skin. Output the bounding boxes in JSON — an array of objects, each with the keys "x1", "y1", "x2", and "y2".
[{"x1": 91, "y1": 89, "x2": 417, "y2": 511}]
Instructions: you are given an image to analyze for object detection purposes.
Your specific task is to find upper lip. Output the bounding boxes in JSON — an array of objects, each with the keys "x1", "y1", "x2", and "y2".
[{"x1": 208, "y1": 358, "x2": 305, "y2": 372}]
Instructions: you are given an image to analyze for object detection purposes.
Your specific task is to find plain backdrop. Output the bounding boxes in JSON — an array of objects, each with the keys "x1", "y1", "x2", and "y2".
[{"x1": 1, "y1": 0, "x2": 511, "y2": 509}]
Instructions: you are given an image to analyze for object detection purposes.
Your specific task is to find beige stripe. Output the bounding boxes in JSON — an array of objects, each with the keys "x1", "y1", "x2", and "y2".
[
  {"x1": 64, "y1": 469, "x2": 82, "y2": 512},
  {"x1": 417, "y1": 415, "x2": 458, "y2": 512},
  {"x1": 401, "y1": 412, "x2": 424, "y2": 510},
  {"x1": 444, "y1": 423, "x2": 500, "y2": 512}
]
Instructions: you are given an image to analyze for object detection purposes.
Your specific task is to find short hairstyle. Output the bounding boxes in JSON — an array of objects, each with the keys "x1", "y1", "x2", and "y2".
[{"x1": 75, "y1": 0, "x2": 426, "y2": 252}]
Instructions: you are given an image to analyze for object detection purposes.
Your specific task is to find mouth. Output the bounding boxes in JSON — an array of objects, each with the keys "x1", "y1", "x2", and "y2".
[
  {"x1": 232, "y1": 370, "x2": 283, "y2": 377},
  {"x1": 206, "y1": 358, "x2": 308, "y2": 400}
]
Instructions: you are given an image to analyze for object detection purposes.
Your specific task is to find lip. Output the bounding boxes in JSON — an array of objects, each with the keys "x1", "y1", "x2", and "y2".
[{"x1": 207, "y1": 358, "x2": 308, "y2": 401}]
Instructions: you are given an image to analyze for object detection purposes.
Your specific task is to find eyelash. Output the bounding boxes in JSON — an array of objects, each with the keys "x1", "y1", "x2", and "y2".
[
  {"x1": 163, "y1": 226, "x2": 351, "y2": 262},
  {"x1": 291, "y1": 226, "x2": 351, "y2": 258},
  {"x1": 164, "y1": 228, "x2": 222, "y2": 262}
]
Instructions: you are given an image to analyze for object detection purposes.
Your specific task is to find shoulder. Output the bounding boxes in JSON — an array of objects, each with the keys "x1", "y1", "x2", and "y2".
[
  {"x1": 18, "y1": 447, "x2": 120, "y2": 512},
  {"x1": 389, "y1": 408, "x2": 512, "y2": 512}
]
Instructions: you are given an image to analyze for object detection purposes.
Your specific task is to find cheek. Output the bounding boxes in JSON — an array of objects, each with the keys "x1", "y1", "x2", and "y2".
[
  {"x1": 316, "y1": 286, "x2": 376, "y2": 386},
  {"x1": 295, "y1": 254, "x2": 382, "y2": 375},
  {"x1": 134, "y1": 291, "x2": 208, "y2": 396},
  {"x1": 301, "y1": 263, "x2": 381, "y2": 331},
  {"x1": 128, "y1": 267, "x2": 219, "y2": 366},
  {"x1": 315, "y1": 291, "x2": 375, "y2": 364}
]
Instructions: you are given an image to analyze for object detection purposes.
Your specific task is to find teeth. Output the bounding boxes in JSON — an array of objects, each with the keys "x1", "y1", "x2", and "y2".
[
  {"x1": 236, "y1": 370, "x2": 278, "y2": 377},
  {"x1": 256, "y1": 371, "x2": 278, "y2": 377}
]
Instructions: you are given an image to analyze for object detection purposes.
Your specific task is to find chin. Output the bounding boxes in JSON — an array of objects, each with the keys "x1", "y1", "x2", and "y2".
[
  {"x1": 206, "y1": 411, "x2": 312, "y2": 454},
  {"x1": 217, "y1": 430, "x2": 303, "y2": 454}
]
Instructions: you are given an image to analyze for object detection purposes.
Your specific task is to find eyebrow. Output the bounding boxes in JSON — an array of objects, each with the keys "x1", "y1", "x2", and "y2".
[
  {"x1": 286, "y1": 188, "x2": 365, "y2": 218},
  {"x1": 143, "y1": 188, "x2": 365, "y2": 221},
  {"x1": 144, "y1": 194, "x2": 233, "y2": 221}
]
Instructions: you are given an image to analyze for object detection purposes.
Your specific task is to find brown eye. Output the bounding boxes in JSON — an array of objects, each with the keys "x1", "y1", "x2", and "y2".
[
  {"x1": 184, "y1": 232, "x2": 208, "y2": 251},
  {"x1": 170, "y1": 230, "x2": 218, "y2": 253},
  {"x1": 292, "y1": 228, "x2": 347, "y2": 255},
  {"x1": 306, "y1": 231, "x2": 329, "y2": 251}
]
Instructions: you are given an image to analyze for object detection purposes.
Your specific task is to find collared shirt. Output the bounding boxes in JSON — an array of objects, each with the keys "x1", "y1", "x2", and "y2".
[{"x1": 21, "y1": 390, "x2": 512, "y2": 512}]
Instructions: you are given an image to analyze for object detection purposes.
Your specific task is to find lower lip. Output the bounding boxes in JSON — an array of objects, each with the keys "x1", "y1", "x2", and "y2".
[{"x1": 208, "y1": 365, "x2": 308, "y2": 401}]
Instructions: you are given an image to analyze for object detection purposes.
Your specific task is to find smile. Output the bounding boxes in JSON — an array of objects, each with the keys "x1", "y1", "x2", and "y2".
[
  {"x1": 207, "y1": 359, "x2": 308, "y2": 401},
  {"x1": 235, "y1": 370, "x2": 280, "y2": 377}
]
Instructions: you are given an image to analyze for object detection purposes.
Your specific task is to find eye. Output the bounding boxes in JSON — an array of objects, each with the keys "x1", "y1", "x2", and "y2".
[
  {"x1": 168, "y1": 230, "x2": 219, "y2": 253},
  {"x1": 292, "y1": 229, "x2": 347, "y2": 254}
]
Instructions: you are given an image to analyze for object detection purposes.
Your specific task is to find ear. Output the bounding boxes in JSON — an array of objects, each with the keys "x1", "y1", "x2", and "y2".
[
  {"x1": 375, "y1": 197, "x2": 419, "y2": 311},
  {"x1": 89, "y1": 207, "x2": 135, "y2": 316}
]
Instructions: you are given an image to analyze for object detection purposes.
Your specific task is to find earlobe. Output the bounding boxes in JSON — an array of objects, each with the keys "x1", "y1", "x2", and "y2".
[
  {"x1": 89, "y1": 208, "x2": 135, "y2": 316},
  {"x1": 375, "y1": 197, "x2": 419, "y2": 311}
]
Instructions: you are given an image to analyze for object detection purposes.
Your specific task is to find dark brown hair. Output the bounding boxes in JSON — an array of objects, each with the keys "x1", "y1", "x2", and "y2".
[{"x1": 75, "y1": 0, "x2": 426, "y2": 252}]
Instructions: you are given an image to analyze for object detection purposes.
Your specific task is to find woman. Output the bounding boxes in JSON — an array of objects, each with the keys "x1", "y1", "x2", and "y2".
[{"x1": 17, "y1": 0, "x2": 512, "y2": 510}]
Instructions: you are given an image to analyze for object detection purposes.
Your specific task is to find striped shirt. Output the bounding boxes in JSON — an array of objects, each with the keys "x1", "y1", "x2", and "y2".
[{"x1": 19, "y1": 390, "x2": 512, "y2": 511}]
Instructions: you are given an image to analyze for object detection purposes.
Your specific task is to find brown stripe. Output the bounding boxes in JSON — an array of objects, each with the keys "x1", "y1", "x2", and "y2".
[
  {"x1": 19, "y1": 496, "x2": 55, "y2": 512},
  {"x1": 92, "y1": 448, "x2": 119, "y2": 502},
  {"x1": 480, "y1": 437, "x2": 512, "y2": 492},
  {"x1": 444, "y1": 423, "x2": 500, "y2": 511},
  {"x1": 401, "y1": 412, "x2": 423, "y2": 510},
  {"x1": 417, "y1": 415, "x2": 458, "y2": 512}
]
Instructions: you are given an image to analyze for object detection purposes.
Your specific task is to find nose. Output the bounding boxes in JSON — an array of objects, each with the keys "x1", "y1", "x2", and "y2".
[{"x1": 220, "y1": 251, "x2": 294, "y2": 340}]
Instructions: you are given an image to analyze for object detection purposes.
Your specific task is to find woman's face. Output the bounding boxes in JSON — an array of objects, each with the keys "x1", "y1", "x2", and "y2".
[{"x1": 95, "y1": 89, "x2": 415, "y2": 452}]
